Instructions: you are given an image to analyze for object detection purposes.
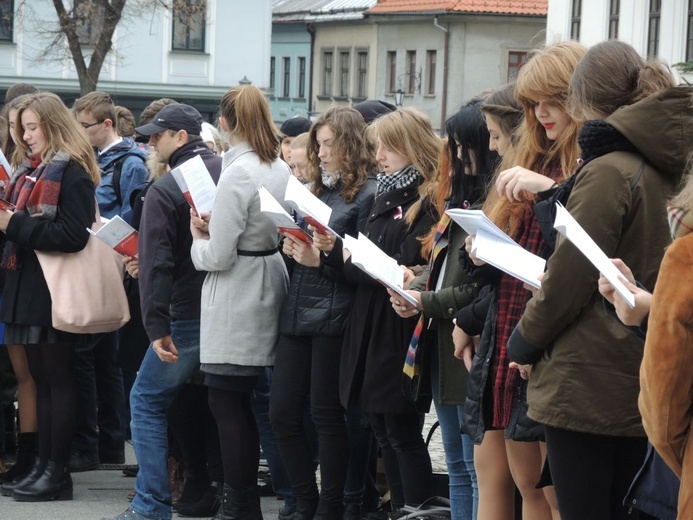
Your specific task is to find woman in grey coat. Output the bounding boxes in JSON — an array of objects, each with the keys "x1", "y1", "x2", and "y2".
[{"x1": 190, "y1": 85, "x2": 290, "y2": 520}]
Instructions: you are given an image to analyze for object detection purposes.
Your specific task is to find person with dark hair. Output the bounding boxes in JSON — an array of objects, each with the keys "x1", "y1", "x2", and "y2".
[
  {"x1": 105, "y1": 103, "x2": 223, "y2": 520},
  {"x1": 392, "y1": 99, "x2": 499, "y2": 519},
  {"x1": 190, "y1": 85, "x2": 291, "y2": 520},
  {"x1": 352, "y1": 99, "x2": 397, "y2": 124},
  {"x1": 279, "y1": 116, "x2": 312, "y2": 163},
  {"x1": 508, "y1": 40, "x2": 691, "y2": 520},
  {"x1": 270, "y1": 106, "x2": 376, "y2": 520},
  {"x1": 3, "y1": 83, "x2": 39, "y2": 105}
]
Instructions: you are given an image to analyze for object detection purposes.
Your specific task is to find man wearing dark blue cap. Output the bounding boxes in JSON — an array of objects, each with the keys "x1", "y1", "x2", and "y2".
[{"x1": 105, "y1": 103, "x2": 223, "y2": 520}]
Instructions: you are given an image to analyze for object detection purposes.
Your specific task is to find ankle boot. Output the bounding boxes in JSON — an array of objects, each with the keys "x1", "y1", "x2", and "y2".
[
  {"x1": 291, "y1": 497, "x2": 319, "y2": 520},
  {"x1": 213, "y1": 484, "x2": 263, "y2": 520},
  {"x1": 12, "y1": 460, "x2": 73, "y2": 501},
  {"x1": 0, "y1": 432, "x2": 38, "y2": 484},
  {"x1": 314, "y1": 499, "x2": 344, "y2": 520},
  {"x1": 1, "y1": 456, "x2": 45, "y2": 496}
]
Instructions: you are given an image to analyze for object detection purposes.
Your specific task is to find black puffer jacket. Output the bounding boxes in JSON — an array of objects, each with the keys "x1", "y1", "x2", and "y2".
[{"x1": 279, "y1": 178, "x2": 376, "y2": 336}]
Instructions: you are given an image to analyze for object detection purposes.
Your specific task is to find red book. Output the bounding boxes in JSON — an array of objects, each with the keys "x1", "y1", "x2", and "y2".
[{"x1": 89, "y1": 216, "x2": 139, "y2": 258}]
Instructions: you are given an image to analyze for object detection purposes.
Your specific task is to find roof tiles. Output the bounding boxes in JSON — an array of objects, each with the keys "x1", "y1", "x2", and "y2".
[{"x1": 368, "y1": 0, "x2": 547, "y2": 16}]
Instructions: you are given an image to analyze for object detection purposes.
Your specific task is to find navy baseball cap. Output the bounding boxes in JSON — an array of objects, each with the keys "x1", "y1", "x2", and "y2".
[{"x1": 135, "y1": 103, "x2": 203, "y2": 136}]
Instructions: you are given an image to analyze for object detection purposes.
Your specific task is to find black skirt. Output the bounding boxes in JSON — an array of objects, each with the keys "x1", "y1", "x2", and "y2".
[{"x1": 3, "y1": 323, "x2": 92, "y2": 345}]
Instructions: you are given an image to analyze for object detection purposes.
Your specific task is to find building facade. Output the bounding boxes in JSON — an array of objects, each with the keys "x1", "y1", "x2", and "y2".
[{"x1": 0, "y1": 0, "x2": 273, "y2": 119}]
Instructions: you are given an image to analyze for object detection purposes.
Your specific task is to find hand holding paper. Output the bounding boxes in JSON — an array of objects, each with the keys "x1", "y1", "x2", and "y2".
[
  {"x1": 170, "y1": 155, "x2": 217, "y2": 214},
  {"x1": 258, "y1": 187, "x2": 312, "y2": 244},
  {"x1": 553, "y1": 202, "x2": 635, "y2": 308},
  {"x1": 285, "y1": 175, "x2": 340, "y2": 238}
]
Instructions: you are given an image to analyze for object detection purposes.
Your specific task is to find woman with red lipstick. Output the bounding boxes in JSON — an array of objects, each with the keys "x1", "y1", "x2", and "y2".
[
  {"x1": 453, "y1": 41, "x2": 585, "y2": 520},
  {"x1": 0, "y1": 92, "x2": 99, "y2": 502}
]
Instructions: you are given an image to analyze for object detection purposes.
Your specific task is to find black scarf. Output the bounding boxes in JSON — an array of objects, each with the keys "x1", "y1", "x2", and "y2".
[{"x1": 578, "y1": 120, "x2": 639, "y2": 164}]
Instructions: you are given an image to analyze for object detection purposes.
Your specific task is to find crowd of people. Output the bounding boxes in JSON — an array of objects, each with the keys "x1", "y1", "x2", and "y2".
[{"x1": 0, "y1": 37, "x2": 690, "y2": 520}]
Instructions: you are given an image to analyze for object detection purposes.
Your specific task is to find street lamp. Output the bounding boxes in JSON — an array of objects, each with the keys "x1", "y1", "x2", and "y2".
[
  {"x1": 394, "y1": 88, "x2": 404, "y2": 107},
  {"x1": 393, "y1": 70, "x2": 422, "y2": 107},
  {"x1": 238, "y1": 76, "x2": 252, "y2": 86}
]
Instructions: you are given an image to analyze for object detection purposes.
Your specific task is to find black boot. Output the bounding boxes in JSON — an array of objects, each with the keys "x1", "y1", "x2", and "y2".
[
  {"x1": 291, "y1": 497, "x2": 319, "y2": 520},
  {"x1": 12, "y1": 460, "x2": 73, "y2": 501},
  {"x1": 0, "y1": 432, "x2": 38, "y2": 484},
  {"x1": 313, "y1": 499, "x2": 343, "y2": 520},
  {"x1": 213, "y1": 484, "x2": 263, "y2": 520},
  {"x1": 0, "y1": 456, "x2": 45, "y2": 496},
  {"x1": 177, "y1": 482, "x2": 221, "y2": 517}
]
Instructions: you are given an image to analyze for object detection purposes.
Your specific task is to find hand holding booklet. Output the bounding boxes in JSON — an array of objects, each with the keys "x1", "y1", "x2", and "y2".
[
  {"x1": 258, "y1": 187, "x2": 312, "y2": 244},
  {"x1": 343, "y1": 233, "x2": 418, "y2": 306},
  {"x1": 553, "y1": 202, "x2": 635, "y2": 308},
  {"x1": 170, "y1": 155, "x2": 217, "y2": 214},
  {"x1": 446, "y1": 208, "x2": 545, "y2": 289},
  {"x1": 88, "y1": 215, "x2": 139, "y2": 258},
  {"x1": 284, "y1": 174, "x2": 340, "y2": 238}
]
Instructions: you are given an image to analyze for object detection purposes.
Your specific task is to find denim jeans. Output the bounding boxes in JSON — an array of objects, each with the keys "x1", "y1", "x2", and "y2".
[
  {"x1": 430, "y1": 346, "x2": 478, "y2": 520},
  {"x1": 73, "y1": 331, "x2": 125, "y2": 458},
  {"x1": 130, "y1": 319, "x2": 201, "y2": 520}
]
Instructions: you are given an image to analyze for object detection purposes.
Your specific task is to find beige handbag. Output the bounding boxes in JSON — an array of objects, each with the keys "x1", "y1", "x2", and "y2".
[{"x1": 35, "y1": 207, "x2": 131, "y2": 334}]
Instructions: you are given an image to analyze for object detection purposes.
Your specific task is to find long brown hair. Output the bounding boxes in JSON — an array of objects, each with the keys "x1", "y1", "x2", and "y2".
[
  {"x1": 307, "y1": 107, "x2": 375, "y2": 203},
  {"x1": 568, "y1": 40, "x2": 676, "y2": 120},
  {"x1": 481, "y1": 83, "x2": 524, "y2": 147},
  {"x1": 419, "y1": 138, "x2": 452, "y2": 257},
  {"x1": 483, "y1": 41, "x2": 585, "y2": 236},
  {"x1": 370, "y1": 107, "x2": 441, "y2": 226},
  {"x1": 220, "y1": 85, "x2": 279, "y2": 164},
  {"x1": 14, "y1": 93, "x2": 100, "y2": 185}
]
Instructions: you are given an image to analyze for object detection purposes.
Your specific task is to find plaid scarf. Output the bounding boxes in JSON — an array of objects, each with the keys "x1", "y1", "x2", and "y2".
[
  {"x1": 376, "y1": 165, "x2": 419, "y2": 197},
  {"x1": 491, "y1": 165, "x2": 561, "y2": 428},
  {"x1": 1, "y1": 151, "x2": 71, "y2": 271},
  {"x1": 667, "y1": 206, "x2": 693, "y2": 240}
]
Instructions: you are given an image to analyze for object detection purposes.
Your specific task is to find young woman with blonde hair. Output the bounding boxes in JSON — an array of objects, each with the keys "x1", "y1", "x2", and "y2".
[
  {"x1": 0, "y1": 92, "x2": 99, "y2": 502},
  {"x1": 190, "y1": 85, "x2": 291, "y2": 519},
  {"x1": 453, "y1": 41, "x2": 585, "y2": 520},
  {"x1": 508, "y1": 39, "x2": 689, "y2": 520},
  {"x1": 320, "y1": 107, "x2": 440, "y2": 514},
  {"x1": 269, "y1": 106, "x2": 377, "y2": 520}
]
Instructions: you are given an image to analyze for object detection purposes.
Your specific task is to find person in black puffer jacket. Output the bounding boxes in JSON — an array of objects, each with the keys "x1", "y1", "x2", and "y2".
[{"x1": 269, "y1": 107, "x2": 377, "y2": 520}]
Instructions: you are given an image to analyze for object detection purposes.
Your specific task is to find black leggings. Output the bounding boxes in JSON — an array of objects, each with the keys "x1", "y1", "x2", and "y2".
[
  {"x1": 545, "y1": 426, "x2": 649, "y2": 520},
  {"x1": 24, "y1": 343, "x2": 77, "y2": 466},
  {"x1": 208, "y1": 383, "x2": 259, "y2": 489}
]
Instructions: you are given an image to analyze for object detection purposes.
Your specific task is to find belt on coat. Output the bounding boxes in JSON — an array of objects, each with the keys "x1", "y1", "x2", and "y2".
[{"x1": 237, "y1": 247, "x2": 279, "y2": 257}]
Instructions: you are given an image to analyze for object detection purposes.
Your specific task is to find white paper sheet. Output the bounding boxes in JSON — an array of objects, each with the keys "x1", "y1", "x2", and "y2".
[
  {"x1": 284, "y1": 174, "x2": 340, "y2": 237},
  {"x1": 474, "y1": 229, "x2": 545, "y2": 289},
  {"x1": 170, "y1": 155, "x2": 216, "y2": 214}
]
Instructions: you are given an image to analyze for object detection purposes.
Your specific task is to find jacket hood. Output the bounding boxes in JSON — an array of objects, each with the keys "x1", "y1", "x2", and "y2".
[
  {"x1": 99, "y1": 137, "x2": 146, "y2": 163},
  {"x1": 607, "y1": 87, "x2": 693, "y2": 177}
]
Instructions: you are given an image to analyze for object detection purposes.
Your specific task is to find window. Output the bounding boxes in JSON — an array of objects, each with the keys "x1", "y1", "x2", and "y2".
[
  {"x1": 269, "y1": 57, "x2": 275, "y2": 91},
  {"x1": 686, "y1": 0, "x2": 693, "y2": 62},
  {"x1": 339, "y1": 51, "x2": 350, "y2": 97},
  {"x1": 356, "y1": 51, "x2": 368, "y2": 98},
  {"x1": 386, "y1": 51, "x2": 396, "y2": 93},
  {"x1": 647, "y1": 0, "x2": 661, "y2": 58},
  {"x1": 406, "y1": 51, "x2": 417, "y2": 94},
  {"x1": 0, "y1": 0, "x2": 13, "y2": 42},
  {"x1": 283, "y1": 57, "x2": 291, "y2": 98},
  {"x1": 75, "y1": 0, "x2": 105, "y2": 46},
  {"x1": 426, "y1": 50, "x2": 436, "y2": 95},
  {"x1": 570, "y1": 0, "x2": 581, "y2": 40},
  {"x1": 608, "y1": 0, "x2": 619, "y2": 39},
  {"x1": 172, "y1": 0, "x2": 206, "y2": 52},
  {"x1": 507, "y1": 51, "x2": 528, "y2": 81},
  {"x1": 298, "y1": 57, "x2": 306, "y2": 99},
  {"x1": 322, "y1": 51, "x2": 333, "y2": 97}
]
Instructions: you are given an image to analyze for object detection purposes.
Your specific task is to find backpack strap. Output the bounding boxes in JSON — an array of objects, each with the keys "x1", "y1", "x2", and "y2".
[{"x1": 105, "y1": 152, "x2": 147, "y2": 207}]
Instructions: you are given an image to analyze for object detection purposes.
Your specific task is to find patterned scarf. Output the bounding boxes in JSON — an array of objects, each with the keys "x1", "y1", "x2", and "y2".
[
  {"x1": 667, "y1": 206, "x2": 693, "y2": 240},
  {"x1": 402, "y1": 208, "x2": 451, "y2": 400},
  {"x1": 1, "y1": 151, "x2": 71, "y2": 271},
  {"x1": 376, "y1": 164, "x2": 420, "y2": 197},
  {"x1": 491, "y1": 164, "x2": 562, "y2": 429},
  {"x1": 320, "y1": 165, "x2": 340, "y2": 189}
]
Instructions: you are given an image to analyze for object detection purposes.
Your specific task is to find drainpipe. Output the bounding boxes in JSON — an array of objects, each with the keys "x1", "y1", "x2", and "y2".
[
  {"x1": 433, "y1": 16, "x2": 449, "y2": 135},
  {"x1": 306, "y1": 22, "x2": 316, "y2": 117}
]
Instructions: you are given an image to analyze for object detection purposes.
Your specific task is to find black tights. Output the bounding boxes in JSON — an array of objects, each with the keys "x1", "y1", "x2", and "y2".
[
  {"x1": 208, "y1": 385, "x2": 259, "y2": 489},
  {"x1": 24, "y1": 343, "x2": 77, "y2": 466}
]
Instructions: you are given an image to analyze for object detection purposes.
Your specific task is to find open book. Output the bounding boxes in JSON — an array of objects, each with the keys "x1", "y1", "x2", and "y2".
[
  {"x1": 88, "y1": 215, "x2": 139, "y2": 258},
  {"x1": 258, "y1": 187, "x2": 312, "y2": 244},
  {"x1": 446, "y1": 208, "x2": 545, "y2": 289},
  {"x1": 170, "y1": 155, "x2": 216, "y2": 214},
  {"x1": 553, "y1": 202, "x2": 635, "y2": 308},
  {"x1": 343, "y1": 233, "x2": 418, "y2": 306},
  {"x1": 284, "y1": 174, "x2": 340, "y2": 238}
]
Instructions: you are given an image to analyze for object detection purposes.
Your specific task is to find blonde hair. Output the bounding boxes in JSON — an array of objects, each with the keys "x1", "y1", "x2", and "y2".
[
  {"x1": 220, "y1": 85, "x2": 279, "y2": 164},
  {"x1": 370, "y1": 107, "x2": 442, "y2": 225},
  {"x1": 115, "y1": 105, "x2": 136, "y2": 138},
  {"x1": 15, "y1": 92, "x2": 100, "y2": 186},
  {"x1": 568, "y1": 40, "x2": 676, "y2": 121},
  {"x1": 290, "y1": 132, "x2": 309, "y2": 150},
  {"x1": 484, "y1": 41, "x2": 585, "y2": 235},
  {"x1": 307, "y1": 107, "x2": 375, "y2": 203}
]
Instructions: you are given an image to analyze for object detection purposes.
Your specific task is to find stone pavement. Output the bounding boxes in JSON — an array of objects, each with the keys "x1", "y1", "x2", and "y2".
[{"x1": 0, "y1": 443, "x2": 284, "y2": 520}]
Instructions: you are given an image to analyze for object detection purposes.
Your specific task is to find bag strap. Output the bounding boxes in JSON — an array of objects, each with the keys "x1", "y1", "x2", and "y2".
[{"x1": 104, "y1": 152, "x2": 147, "y2": 207}]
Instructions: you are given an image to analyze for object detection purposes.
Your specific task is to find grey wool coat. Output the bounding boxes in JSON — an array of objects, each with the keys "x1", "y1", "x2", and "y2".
[{"x1": 191, "y1": 142, "x2": 290, "y2": 367}]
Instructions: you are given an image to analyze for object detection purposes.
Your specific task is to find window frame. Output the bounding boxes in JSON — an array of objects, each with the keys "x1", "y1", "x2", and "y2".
[
  {"x1": 0, "y1": 0, "x2": 13, "y2": 43},
  {"x1": 269, "y1": 57, "x2": 276, "y2": 91},
  {"x1": 386, "y1": 51, "x2": 396, "y2": 94},
  {"x1": 686, "y1": 0, "x2": 693, "y2": 61},
  {"x1": 171, "y1": 0, "x2": 206, "y2": 52},
  {"x1": 297, "y1": 57, "x2": 306, "y2": 99},
  {"x1": 647, "y1": 0, "x2": 661, "y2": 59},
  {"x1": 570, "y1": 0, "x2": 581, "y2": 40},
  {"x1": 608, "y1": 0, "x2": 619, "y2": 40},
  {"x1": 356, "y1": 50, "x2": 368, "y2": 99},
  {"x1": 339, "y1": 50, "x2": 350, "y2": 98},
  {"x1": 406, "y1": 50, "x2": 417, "y2": 95},
  {"x1": 507, "y1": 50, "x2": 529, "y2": 82},
  {"x1": 282, "y1": 57, "x2": 291, "y2": 98},
  {"x1": 425, "y1": 50, "x2": 436, "y2": 96},
  {"x1": 322, "y1": 50, "x2": 334, "y2": 97}
]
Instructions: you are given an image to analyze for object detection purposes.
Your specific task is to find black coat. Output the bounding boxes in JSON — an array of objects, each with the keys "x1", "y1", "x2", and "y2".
[
  {"x1": 1, "y1": 160, "x2": 95, "y2": 327},
  {"x1": 328, "y1": 185, "x2": 438, "y2": 414},
  {"x1": 279, "y1": 178, "x2": 376, "y2": 336}
]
